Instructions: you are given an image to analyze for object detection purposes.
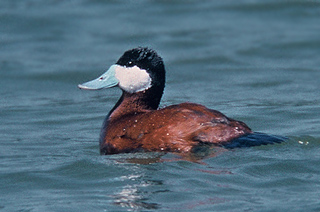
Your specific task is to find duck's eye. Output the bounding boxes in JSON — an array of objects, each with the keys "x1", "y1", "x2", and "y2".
[
  {"x1": 99, "y1": 77, "x2": 104, "y2": 81},
  {"x1": 128, "y1": 61, "x2": 133, "y2": 66}
]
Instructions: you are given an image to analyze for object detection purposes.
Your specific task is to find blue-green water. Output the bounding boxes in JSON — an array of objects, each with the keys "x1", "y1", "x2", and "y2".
[{"x1": 1, "y1": 0, "x2": 320, "y2": 211}]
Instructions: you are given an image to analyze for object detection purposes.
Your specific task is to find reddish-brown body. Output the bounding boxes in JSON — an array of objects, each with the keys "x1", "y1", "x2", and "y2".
[{"x1": 100, "y1": 101, "x2": 252, "y2": 154}]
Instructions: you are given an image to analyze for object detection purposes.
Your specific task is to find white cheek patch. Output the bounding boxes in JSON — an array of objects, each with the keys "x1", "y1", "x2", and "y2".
[{"x1": 114, "y1": 65, "x2": 152, "y2": 93}]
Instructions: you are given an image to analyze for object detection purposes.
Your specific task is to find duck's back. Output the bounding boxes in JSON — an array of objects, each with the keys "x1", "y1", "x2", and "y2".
[{"x1": 100, "y1": 102, "x2": 252, "y2": 154}]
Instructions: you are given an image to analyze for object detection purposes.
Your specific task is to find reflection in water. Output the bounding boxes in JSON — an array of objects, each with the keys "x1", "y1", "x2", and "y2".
[
  {"x1": 112, "y1": 182, "x2": 159, "y2": 210},
  {"x1": 107, "y1": 150, "x2": 231, "y2": 211},
  {"x1": 110, "y1": 161, "x2": 164, "y2": 211},
  {"x1": 106, "y1": 150, "x2": 229, "y2": 210},
  {"x1": 122, "y1": 147, "x2": 227, "y2": 164}
]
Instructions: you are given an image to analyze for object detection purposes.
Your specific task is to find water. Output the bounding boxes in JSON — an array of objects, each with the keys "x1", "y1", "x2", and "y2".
[{"x1": 1, "y1": 0, "x2": 320, "y2": 211}]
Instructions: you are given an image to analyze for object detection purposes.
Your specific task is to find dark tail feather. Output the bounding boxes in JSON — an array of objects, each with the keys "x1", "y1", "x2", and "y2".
[{"x1": 222, "y1": 132, "x2": 287, "y2": 149}]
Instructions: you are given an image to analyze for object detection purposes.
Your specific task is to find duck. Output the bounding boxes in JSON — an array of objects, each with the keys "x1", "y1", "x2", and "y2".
[{"x1": 79, "y1": 47, "x2": 285, "y2": 155}]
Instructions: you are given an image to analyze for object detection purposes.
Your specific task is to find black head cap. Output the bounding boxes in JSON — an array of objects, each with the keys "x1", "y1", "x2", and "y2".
[
  {"x1": 116, "y1": 47, "x2": 166, "y2": 109},
  {"x1": 116, "y1": 47, "x2": 165, "y2": 88}
]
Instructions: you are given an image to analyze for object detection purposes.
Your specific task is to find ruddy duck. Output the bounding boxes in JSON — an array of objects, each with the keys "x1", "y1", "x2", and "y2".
[{"x1": 79, "y1": 47, "x2": 285, "y2": 154}]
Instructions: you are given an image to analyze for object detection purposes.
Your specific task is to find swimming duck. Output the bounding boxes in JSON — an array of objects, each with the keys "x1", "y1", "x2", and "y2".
[{"x1": 79, "y1": 47, "x2": 284, "y2": 154}]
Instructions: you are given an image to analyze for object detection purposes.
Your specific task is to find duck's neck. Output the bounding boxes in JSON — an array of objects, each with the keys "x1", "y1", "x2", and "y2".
[{"x1": 108, "y1": 88, "x2": 163, "y2": 120}]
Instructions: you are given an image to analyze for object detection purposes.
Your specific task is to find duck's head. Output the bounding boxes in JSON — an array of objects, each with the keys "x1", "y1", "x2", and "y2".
[{"x1": 78, "y1": 47, "x2": 166, "y2": 109}]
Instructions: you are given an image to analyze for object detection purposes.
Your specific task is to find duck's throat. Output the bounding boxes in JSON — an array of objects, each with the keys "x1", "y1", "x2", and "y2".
[{"x1": 108, "y1": 89, "x2": 162, "y2": 120}]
